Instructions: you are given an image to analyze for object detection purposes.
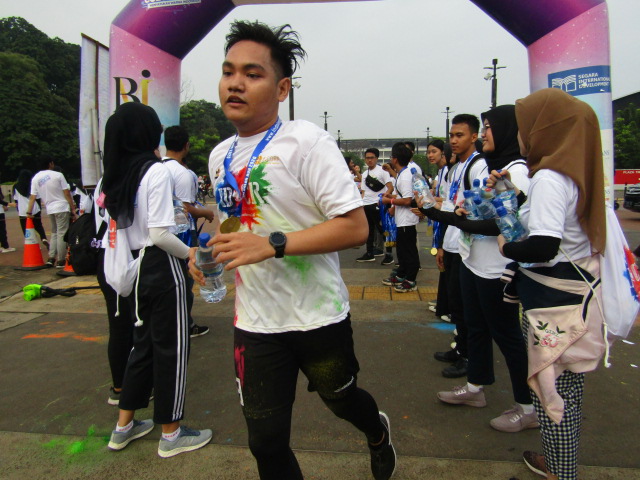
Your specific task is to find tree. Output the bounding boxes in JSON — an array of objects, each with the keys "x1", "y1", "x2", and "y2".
[
  {"x1": 614, "y1": 104, "x2": 640, "y2": 169},
  {"x1": 179, "y1": 100, "x2": 235, "y2": 174},
  {"x1": 0, "y1": 52, "x2": 78, "y2": 179}
]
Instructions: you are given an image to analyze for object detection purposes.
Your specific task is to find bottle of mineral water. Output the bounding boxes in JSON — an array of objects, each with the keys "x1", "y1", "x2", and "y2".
[
  {"x1": 462, "y1": 190, "x2": 479, "y2": 220},
  {"x1": 196, "y1": 233, "x2": 226, "y2": 303},
  {"x1": 495, "y1": 173, "x2": 518, "y2": 213},
  {"x1": 411, "y1": 168, "x2": 436, "y2": 209},
  {"x1": 495, "y1": 206, "x2": 526, "y2": 242},
  {"x1": 173, "y1": 201, "x2": 190, "y2": 234},
  {"x1": 473, "y1": 190, "x2": 497, "y2": 219}
]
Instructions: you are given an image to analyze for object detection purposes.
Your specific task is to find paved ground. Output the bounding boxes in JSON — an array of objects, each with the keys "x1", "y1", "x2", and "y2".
[{"x1": 0, "y1": 205, "x2": 639, "y2": 479}]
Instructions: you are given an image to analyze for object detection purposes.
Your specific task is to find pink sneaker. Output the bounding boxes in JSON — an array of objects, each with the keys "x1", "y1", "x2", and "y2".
[
  {"x1": 437, "y1": 385, "x2": 486, "y2": 407},
  {"x1": 490, "y1": 404, "x2": 539, "y2": 433}
]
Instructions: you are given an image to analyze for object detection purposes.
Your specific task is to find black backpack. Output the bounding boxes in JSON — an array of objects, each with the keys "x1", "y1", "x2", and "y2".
[{"x1": 66, "y1": 213, "x2": 107, "y2": 275}]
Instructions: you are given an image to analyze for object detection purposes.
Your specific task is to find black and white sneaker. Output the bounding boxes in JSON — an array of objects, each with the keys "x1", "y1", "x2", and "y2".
[
  {"x1": 357, "y1": 253, "x2": 376, "y2": 262},
  {"x1": 369, "y1": 411, "x2": 396, "y2": 480},
  {"x1": 190, "y1": 324, "x2": 209, "y2": 338}
]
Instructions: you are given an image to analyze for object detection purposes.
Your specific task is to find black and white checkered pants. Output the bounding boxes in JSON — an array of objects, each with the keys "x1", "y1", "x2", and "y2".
[{"x1": 523, "y1": 314, "x2": 585, "y2": 480}]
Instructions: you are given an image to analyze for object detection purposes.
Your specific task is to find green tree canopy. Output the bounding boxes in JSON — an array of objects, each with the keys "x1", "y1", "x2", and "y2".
[
  {"x1": 0, "y1": 52, "x2": 78, "y2": 179},
  {"x1": 614, "y1": 103, "x2": 640, "y2": 169},
  {"x1": 180, "y1": 100, "x2": 235, "y2": 175}
]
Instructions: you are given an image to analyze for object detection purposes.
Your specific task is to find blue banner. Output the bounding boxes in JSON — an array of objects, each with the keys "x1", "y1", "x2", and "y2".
[{"x1": 548, "y1": 65, "x2": 611, "y2": 97}]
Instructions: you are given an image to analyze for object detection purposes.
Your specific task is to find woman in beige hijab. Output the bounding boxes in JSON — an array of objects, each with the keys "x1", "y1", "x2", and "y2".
[{"x1": 496, "y1": 88, "x2": 606, "y2": 480}]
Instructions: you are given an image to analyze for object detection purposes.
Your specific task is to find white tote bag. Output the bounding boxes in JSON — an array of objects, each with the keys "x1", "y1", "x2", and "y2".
[
  {"x1": 600, "y1": 204, "x2": 640, "y2": 339},
  {"x1": 104, "y1": 218, "x2": 141, "y2": 298}
]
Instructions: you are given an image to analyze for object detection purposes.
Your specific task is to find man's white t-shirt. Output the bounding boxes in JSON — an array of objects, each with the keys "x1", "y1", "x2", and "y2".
[
  {"x1": 442, "y1": 155, "x2": 488, "y2": 253},
  {"x1": 163, "y1": 157, "x2": 196, "y2": 203},
  {"x1": 30, "y1": 170, "x2": 70, "y2": 214},
  {"x1": 408, "y1": 160, "x2": 422, "y2": 176},
  {"x1": 209, "y1": 120, "x2": 363, "y2": 334},
  {"x1": 361, "y1": 164, "x2": 392, "y2": 205},
  {"x1": 463, "y1": 160, "x2": 530, "y2": 279},
  {"x1": 14, "y1": 189, "x2": 40, "y2": 216},
  {"x1": 125, "y1": 162, "x2": 176, "y2": 250},
  {"x1": 394, "y1": 167, "x2": 420, "y2": 228},
  {"x1": 518, "y1": 169, "x2": 591, "y2": 267}
]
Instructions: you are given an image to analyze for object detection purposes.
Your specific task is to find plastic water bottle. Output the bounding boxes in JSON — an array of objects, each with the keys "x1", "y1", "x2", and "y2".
[
  {"x1": 173, "y1": 201, "x2": 189, "y2": 234},
  {"x1": 473, "y1": 191, "x2": 497, "y2": 219},
  {"x1": 472, "y1": 178, "x2": 482, "y2": 196},
  {"x1": 196, "y1": 233, "x2": 226, "y2": 303},
  {"x1": 411, "y1": 168, "x2": 436, "y2": 209},
  {"x1": 495, "y1": 175, "x2": 518, "y2": 213},
  {"x1": 495, "y1": 206, "x2": 525, "y2": 242},
  {"x1": 462, "y1": 190, "x2": 479, "y2": 220}
]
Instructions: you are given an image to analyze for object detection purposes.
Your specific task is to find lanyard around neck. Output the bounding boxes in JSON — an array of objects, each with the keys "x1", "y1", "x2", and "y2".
[
  {"x1": 223, "y1": 118, "x2": 282, "y2": 202},
  {"x1": 448, "y1": 151, "x2": 478, "y2": 202}
]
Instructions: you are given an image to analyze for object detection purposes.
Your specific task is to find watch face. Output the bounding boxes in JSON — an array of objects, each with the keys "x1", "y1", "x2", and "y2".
[{"x1": 271, "y1": 232, "x2": 286, "y2": 247}]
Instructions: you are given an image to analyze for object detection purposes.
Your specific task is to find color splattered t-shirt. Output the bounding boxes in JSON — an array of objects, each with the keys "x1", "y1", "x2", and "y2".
[{"x1": 209, "y1": 120, "x2": 363, "y2": 333}]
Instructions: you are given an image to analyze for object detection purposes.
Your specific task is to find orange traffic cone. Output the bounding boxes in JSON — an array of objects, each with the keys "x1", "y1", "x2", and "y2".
[
  {"x1": 56, "y1": 246, "x2": 77, "y2": 277},
  {"x1": 15, "y1": 217, "x2": 51, "y2": 271}
]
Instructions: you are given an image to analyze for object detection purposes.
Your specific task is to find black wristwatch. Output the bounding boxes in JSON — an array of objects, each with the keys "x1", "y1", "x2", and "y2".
[{"x1": 269, "y1": 231, "x2": 287, "y2": 258}]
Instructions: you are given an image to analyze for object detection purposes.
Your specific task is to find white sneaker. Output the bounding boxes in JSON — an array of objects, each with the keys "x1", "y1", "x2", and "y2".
[
  {"x1": 1, "y1": 247, "x2": 16, "y2": 253},
  {"x1": 490, "y1": 405, "x2": 540, "y2": 433},
  {"x1": 440, "y1": 315, "x2": 451, "y2": 323},
  {"x1": 428, "y1": 305, "x2": 437, "y2": 313}
]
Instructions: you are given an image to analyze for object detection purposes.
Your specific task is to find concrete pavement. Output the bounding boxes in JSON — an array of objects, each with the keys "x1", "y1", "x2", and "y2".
[{"x1": 0, "y1": 206, "x2": 639, "y2": 479}]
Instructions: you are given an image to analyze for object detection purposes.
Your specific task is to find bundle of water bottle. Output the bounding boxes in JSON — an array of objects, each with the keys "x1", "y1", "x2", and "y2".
[{"x1": 411, "y1": 168, "x2": 525, "y2": 243}]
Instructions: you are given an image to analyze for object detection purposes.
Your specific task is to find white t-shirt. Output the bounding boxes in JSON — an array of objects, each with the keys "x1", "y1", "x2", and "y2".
[
  {"x1": 125, "y1": 162, "x2": 176, "y2": 250},
  {"x1": 30, "y1": 170, "x2": 70, "y2": 214},
  {"x1": 408, "y1": 160, "x2": 422, "y2": 176},
  {"x1": 361, "y1": 164, "x2": 392, "y2": 205},
  {"x1": 442, "y1": 155, "x2": 488, "y2": 253},
  {"x1": 518, "y1": 169, "x2": 591, "y2": 267},
  {"x1": 394, "y1": 167, "x2": 420, "y2": 227},
  {"x1": 163, "y1": 157, "x2": 196, "y2": 203},
  {"x1": 463, "y1": 160, "x2": 530, "y2": 279},
  {"x1": 209, "y1": 120, "x2": 363, "y2": 334},
  {"x1": 14, "y1": 189, "x2": 40, "y2": 216}
]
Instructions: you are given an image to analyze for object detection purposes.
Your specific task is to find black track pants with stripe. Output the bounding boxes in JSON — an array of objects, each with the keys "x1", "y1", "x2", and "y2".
[{"x1": 119, "y1": 246, "x2": 190, "y2": 424}]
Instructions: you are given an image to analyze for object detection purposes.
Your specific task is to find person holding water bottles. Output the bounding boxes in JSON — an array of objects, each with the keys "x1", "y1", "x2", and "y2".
[{"x1": 188, "y1": 20, "x2": 396, "y2": 480}]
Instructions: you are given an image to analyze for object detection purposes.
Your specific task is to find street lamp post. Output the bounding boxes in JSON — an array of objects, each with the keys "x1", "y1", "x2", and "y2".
[
  {"x1": 484, "y1": 58, "x2": 506, "y2": 109},
  {"x1": 441, "y1": 107, "x2": 454, "y2": 137},
  {"x1": 337, "y1": 129, "x2": 342, "y2": 149},
  {"x1": 426, "y1": 127, "x2": 431, "y2": 145},
  {"x1": 320, "y1": 111, "x2": 332, "y2": 131},
  {"x1": 288, "y1": 76, "x2": 301, "y2": 121}
]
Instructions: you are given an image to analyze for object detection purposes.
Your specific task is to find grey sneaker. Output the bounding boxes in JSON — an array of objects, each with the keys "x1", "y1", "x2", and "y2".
[
  {"x1": 490, "y1": 404, "x2": 539, "y2": 433},
  {"x1": 107, "y1": 387, "x2": 120, "y2": 406},
  {"x1": 437, "y1": 385, "x2": 487, "y2": 407},
  {"x1": 158, "y1": 426, "x2": 212, "y2": 458},
  {"x1": 108, "y1": 419, "x2": 154, "y2": 451},
  {"x1": 369, "y1": 412, "x2": 396, "y2": 480}
]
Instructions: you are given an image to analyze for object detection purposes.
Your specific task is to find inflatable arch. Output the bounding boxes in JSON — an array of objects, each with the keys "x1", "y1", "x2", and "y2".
[{"x1": 108, "y1": 0, "x2": 614, "y2": 198}]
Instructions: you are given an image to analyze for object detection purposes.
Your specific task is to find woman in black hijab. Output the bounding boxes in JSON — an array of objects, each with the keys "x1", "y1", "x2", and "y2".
[
  {"x1": 103, "y1": 102, "x2": 212, "y2": 457},
  {"x1": 13, "y1": 169, "x2": 49, "y2": 247}
]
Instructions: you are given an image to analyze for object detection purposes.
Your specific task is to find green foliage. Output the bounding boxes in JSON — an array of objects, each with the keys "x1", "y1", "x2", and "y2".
[
  {"x1": 180, "y1": 100, "x2": 235, "y2": 175},
  {"x1": 0, "y1": 18, "x2": 80, "y2": 180},
  {"x1": 614, "y1": 104, "x2": 640, "y2": 169},
  {"x1": 0, "y1": 52, "x2": 78, "y2": 180},
  {"x1": 343, "y1": 151, "x2": 364, "y2": 170}
]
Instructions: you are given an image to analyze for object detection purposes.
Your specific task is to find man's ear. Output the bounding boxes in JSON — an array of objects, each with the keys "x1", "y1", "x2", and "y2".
[{"x1": 277, "y1": 77, "x2": 291, "y2": 103}]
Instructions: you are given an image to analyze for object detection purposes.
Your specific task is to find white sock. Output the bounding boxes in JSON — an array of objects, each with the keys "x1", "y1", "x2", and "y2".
[
  {"x1": 467, "y1": 382, "x2": 483, "y2": 393},
  {"x1": 116, "y1": 420, "x2": 133, "y2": 433},
  {"x1": 162, "y1": 427, "x2": 181, "y2": 442},
  {"x1": 519, "y1": 403, "x2": 535, "y2": 414}
]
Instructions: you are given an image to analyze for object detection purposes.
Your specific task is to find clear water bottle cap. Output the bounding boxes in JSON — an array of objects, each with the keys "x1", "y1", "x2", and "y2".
[
  {"x1": 496, "y1": 206, "x2": 508, "y2": 216},
  {"x1": 410, "y1": 168, "x2": 417, "y2": 174},
  {"x1": 199, "y1": 233, "x2": 211, "y2": 247}
]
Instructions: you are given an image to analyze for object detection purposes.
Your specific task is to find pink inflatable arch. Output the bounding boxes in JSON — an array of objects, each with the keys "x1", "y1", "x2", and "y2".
[{"x1": 109, "y1": 0, "x2": 613, "y2": 197}]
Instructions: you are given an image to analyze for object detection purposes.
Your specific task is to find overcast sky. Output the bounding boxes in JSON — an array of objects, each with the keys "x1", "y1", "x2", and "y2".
[{"x1": 2, "y1": 0, "x2": 638, "y2": 140}]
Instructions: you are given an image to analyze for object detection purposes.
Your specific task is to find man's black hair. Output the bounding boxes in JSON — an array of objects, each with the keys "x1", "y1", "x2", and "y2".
[
  {"x1": 428, "y1": 139, "x2": 445, "y2": 152},
  {"x1": 365, "y1": 148, "x2": 380, "y2": 158},
  {"x1": 404, "y1": 141, "x2": 415, "y2": 153},
  {"x1": 165, "y1": 126, "x2": 190, "y2": 152},
  {"x1": 391, "y1": 142, "x2": 412, "y2": 167},
  {"x1": 451, "y1": 114, "x2": 480, "y2": 134},
  {"x1": 225, "y1": 20, "x2": 307, "y2": 79},
  {"x1": 40, "y1": 155, "x2": 54, "y2": 170}
]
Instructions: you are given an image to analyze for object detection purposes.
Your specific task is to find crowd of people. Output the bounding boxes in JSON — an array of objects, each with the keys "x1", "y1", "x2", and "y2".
[{"x1": 0, "y1": 18, "x2": 609, "y2": 480}]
